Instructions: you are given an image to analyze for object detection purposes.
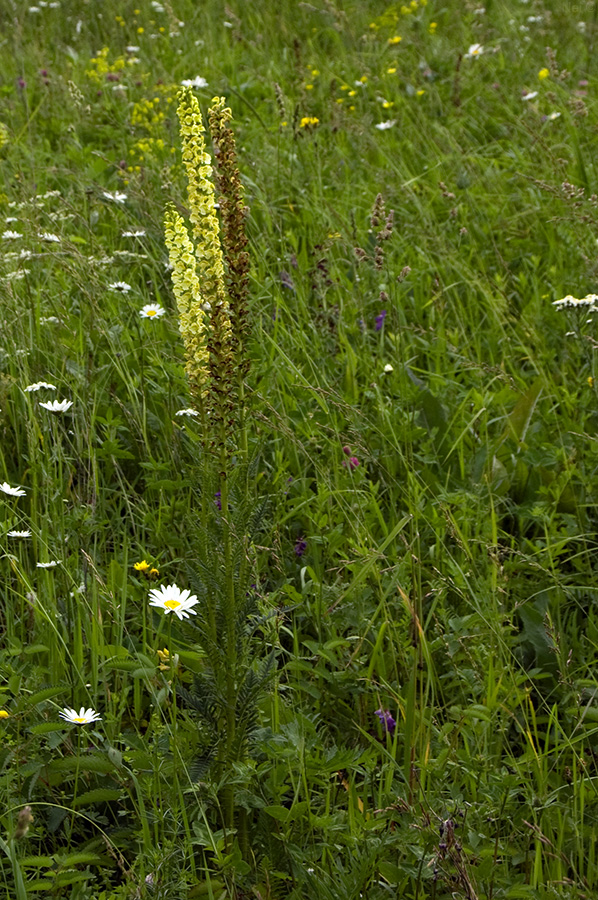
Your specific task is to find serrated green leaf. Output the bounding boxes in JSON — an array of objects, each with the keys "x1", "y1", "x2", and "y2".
[
  {"x1": 27, "y1": 687, "x2": 69, "y2": 706},
  {"x1": 29, "y1": 723, "x2": 67, "y2": 735},
  {"x1": 72, "y1": 788, "x2": 121, "y2": 808}
]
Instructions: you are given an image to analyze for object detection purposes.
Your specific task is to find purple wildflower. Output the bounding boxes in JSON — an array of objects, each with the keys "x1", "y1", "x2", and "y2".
[
  {"x1": 375, "y1": 708, "x2": 396, "y2": 735},
  {"x1": 294, "y1": 539, "x2": 307, "y2": 557},
  {"x1": 214, "y1": 491, "x2": 222, "y2": 511},
  {"x1": 342, "y1": 456, "x2": 359, "y2": 471},
  {"x1": 375, "y1": 309, "x2": 387, "y2": 331}
]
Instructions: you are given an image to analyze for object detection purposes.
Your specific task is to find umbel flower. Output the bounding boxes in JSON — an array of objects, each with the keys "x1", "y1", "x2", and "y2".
[
  {"x1": 148, "y1": 583, "x2": 199, "y2": 620},
  {"x1": 59, "y1": 706, "x2": 102, "y2": 725}
]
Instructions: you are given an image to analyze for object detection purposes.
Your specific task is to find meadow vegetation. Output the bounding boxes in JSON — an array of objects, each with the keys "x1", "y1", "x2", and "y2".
[{"x1": 1, "y1": 0, "x2": 598, "y2": 897}]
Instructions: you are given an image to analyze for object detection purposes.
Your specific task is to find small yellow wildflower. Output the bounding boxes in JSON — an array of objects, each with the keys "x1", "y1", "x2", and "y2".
[
  {"x1": 382, "y1": 101, "x2": 394, "y2": 108},
  {"x1": 387, "y1": 67, "x2": 397, "y2": 74},
  {"x1": 400, "y1": 5, "x2": 411, "y2": 14},
  {"x1": 341, "y1": 84, "x2": 349, "y2": 91},
  {"x1": 348, "y1": 89, "x2": 357, "y2": 97},
  {"x1": 299, "y1": 116, "x2": 319, "y2": 128},
  {"x1": 538, "y1": 68, "x2": 550, "y2": 80},
  {"x1": 588, "y1": 376, "x2": 594, "y2": 388},
  {"x1": 388, "y1": 35, "x2": 402, "y2": 45},
  {"x1": 349, "y1": 105, "x2": 355, "y2": 111},
  {"x1": 410, "y1": 0, "x2": 418, "y2": 9},
  {"x1": 134, "y1": 560, "x2": 151, "y2": 573},
  {"x1": 369, "y1": 22, "x2": 378, "y2": 29},
  {"x1": 416, "y1": 89, "x2": 426, "y2": 97},
  {"x1": 311, "y1": 68, "x2": 320, "y2": 76},
  {"x1": 429, "y1": 22, "x2": 437, "y2": 33},
  {"x1": 305, "y1": 84, "x2": 314, "y2": 90},
  {"x1": 137, "y1": 26, "x2": 144, "y2": 34},
  {"x1": 359, "y1": 75, "x2": 368, "y2": 83},
  {"x1": 0, "y1": 710, "x2": 9, "y2": 719},
  {"x1": 149, "y1": 568, "x2": 160, "y2": 579},
  {"x1": 157, "y1": 648, "x2": 170, "y2": 670},
  {"x1": 336, "y1": 98, "x2": 344, "y2": 103}
]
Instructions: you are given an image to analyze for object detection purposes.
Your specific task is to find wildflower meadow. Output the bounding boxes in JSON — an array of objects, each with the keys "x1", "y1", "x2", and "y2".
[{"x1": 2, "y1": 1, "x2": 598, "y2": 897}]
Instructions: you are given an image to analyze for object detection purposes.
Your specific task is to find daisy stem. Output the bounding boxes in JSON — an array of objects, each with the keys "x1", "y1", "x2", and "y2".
[{"x1": 68, "y1": 727, "x2": 83, "y2": 846}]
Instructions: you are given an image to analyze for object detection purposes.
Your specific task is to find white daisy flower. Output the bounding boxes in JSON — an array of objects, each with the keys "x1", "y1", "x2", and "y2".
[
  {"x1": 108, "y1": 281, "x2": 132, "y2": 293},
  {"x1": 181, "y1": 76, "x2": 208, "y2": 88},
  {"x1": 148, "y1": 583, "x2": 199, "y2": 620},
  {"x1": 59, "y1": 706, "x2": 102, "y2": 725},
  {"x1": 139, "y1": 303, "x2": 166, "y2": 319},
  {"x1": 375, "y1": 120, "x2": 396, "y2": 131},
  {"x1": 5, "y1": 217, "x2": 18, "y2": 223},
  {"x1": 39, "y1": 399, "x2": 73, "y2": 412},
  {"x1": 0, "y1": 482, "x2": 27, "y2": 497},
  {"x1": 466, "y1": 44, "x2": 484, "y2": 58},
  {"x1": 2, "y1": 230, "x2": 22, "y2": 239},
  {"x1": 547, "y1": 111, "x2": 561, "y2": 120},
  {"x1": 383, "y1": 364, "x2": 394, "y2": 373},
  {"x1": 38, "y1": 232, "x2": 60, "y2": 243},
  {"x1": 102, "y1": 191, "x2": 127, "y2": 204},
  {"x1": 126, "y1": 45, "x2": 140, "y2": 53},
  {"x1": 522, "y1": 90, "x2": 538, "y2": 101},
  {"x1": 37, "y1": 560, "x2": 61, "y2": 568},
  {"x1": 7, "y1": 530, "x2": 32, "y2": 537},
  {"x1": 175, "y1": 408, "x2": 199, "y2": 417},
  {"x1": 24, "y1": 382, "x2": 57, "y2": 392},
  {"x1": 122, "y1": 229, "x2": 146, "y2": 237}
]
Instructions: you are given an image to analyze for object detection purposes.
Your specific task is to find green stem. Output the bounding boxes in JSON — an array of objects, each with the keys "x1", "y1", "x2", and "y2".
[
  {"x1": 200, "y1": 403, "x2": 217, "y2": 649},
  {"x1": 69, "y1": 728, "x2": 83, "y2": 846},
  {"x1": 219, "y1": 440, "x2": 236, "y2": 837}
]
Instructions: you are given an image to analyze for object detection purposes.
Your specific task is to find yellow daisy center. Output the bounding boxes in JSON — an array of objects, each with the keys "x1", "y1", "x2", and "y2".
[
  {"x1": 73, "y1": 717, "x2": 87, "y2": 723},
  {"x1": 147, "y1": 309, "x2": 157, "y2": 316},
  {"x1": 164, "y1": 599, "x2": 181, "y2": 609}
]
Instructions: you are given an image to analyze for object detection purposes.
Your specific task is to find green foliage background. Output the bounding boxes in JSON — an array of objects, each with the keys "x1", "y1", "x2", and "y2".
[{"x1": 1, "y1": 0, "x2": 598, "y2": 897}]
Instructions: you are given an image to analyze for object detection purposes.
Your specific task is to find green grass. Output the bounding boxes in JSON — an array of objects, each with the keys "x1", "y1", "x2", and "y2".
[{"x1": 1, "y1": 0, "x2": 598, "y2": 897}]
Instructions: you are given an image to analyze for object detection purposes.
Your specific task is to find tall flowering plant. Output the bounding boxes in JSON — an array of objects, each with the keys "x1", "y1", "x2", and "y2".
[{"x1": 163, "y1": 89, "x2": 267, "y2": 849}]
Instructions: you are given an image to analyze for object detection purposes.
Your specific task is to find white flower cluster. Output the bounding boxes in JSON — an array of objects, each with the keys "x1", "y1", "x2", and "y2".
[{"x1": 553, "y1": 293, "x2": 598, "y2": 311}]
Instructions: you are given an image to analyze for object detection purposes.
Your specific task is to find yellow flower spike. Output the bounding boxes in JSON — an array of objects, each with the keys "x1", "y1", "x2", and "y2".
[
  {"x1": 538, "y1": 68, "x2": 550, "y2": 80},
  {"x1": 176, "y1": 88, "x2": 227, "y2": 308},
  {"x1": 134, "y1": 560, "x2": 151, "y2": 573},
  {"x1": 164, "y1": 205, "x2": 209, "y2": 397}
]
